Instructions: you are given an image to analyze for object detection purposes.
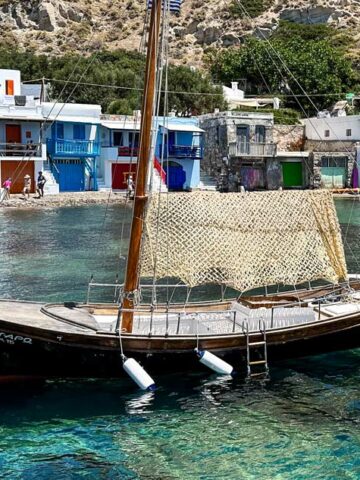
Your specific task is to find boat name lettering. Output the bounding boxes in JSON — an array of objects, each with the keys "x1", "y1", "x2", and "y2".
[{"x1": 0, "y1": 332, "x2": 32, "y2": 345}]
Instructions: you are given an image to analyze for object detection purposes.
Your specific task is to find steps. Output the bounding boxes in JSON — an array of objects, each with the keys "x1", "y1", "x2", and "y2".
[
  {"x1": 151, "y1": 169, "x2": 168, "y2": 193},
  {"x1": 198, "y1": 171, "x2": 218, "y2": 191},
  {"x1": 43, "y1": 168, "x2": 59, "y2": 195},
  {"x1": 243, "y1": 319, "x2": 269, "y2": 380},
  {"x1": 97, "y1": 177, "x2": 111, "y2": 192}
]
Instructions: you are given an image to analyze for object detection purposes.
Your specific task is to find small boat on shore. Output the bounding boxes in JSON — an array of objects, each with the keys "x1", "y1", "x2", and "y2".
[{"x1": 0, "y1": 0, "x2": 359, "y2": 383}]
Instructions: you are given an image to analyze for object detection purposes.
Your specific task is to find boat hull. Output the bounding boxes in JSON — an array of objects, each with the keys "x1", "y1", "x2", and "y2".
[{"x1": 0, "y1": 313, "x2": 359, "y2": 378}]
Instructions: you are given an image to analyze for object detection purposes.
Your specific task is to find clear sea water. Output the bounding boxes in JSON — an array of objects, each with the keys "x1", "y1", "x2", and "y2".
[{"x1": 0, "y1": 200, "x2": 358, "y2": 479}]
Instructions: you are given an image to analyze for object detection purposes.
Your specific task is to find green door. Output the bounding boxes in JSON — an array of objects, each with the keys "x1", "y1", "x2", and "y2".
[
  {"x1": 282, "y1": 162, "x2": 303, "y2": 188},
  {"x1": 320, "y1": 167, "x2": 345, "y2": 188}
]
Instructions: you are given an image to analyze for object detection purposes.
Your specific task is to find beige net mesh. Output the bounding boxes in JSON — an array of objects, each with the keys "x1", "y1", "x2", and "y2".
[{"x1": 140, "y1": 190, "x2": 347, "y2": 291}]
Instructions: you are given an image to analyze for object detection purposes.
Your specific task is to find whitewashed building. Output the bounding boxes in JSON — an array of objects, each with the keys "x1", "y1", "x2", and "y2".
[
  {"x1": 0, "y1": 69, "x2": 47, "y2": 194},
  {"x1": 303, "y1": 116, "x2": 360, "y2": 188}
]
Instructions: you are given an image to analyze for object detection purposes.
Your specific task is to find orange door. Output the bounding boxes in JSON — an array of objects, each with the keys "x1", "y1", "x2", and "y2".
[
  {"x1": 1, "y1": 161, "x2": 35, "y2": 194},
  {"x1": 6, "y1": 125, "x2": 21, "y2": 143}
]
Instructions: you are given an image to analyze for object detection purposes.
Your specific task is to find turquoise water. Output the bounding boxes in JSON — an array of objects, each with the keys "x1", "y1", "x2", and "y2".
[{"x1": 0, "y1": 200, "x2": 359, "y2": 479}]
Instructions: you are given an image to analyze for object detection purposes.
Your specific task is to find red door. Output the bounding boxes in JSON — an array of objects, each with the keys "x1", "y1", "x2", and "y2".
[
  {"x1": 112, "y1": 163, "x2": 137, "y2": 189},
  {"x1": 6, "y1": 125, "x2": 21, "y2": 144},
  {"x1": 1, "y1": 161, "x2": 35, "y2": 193}
]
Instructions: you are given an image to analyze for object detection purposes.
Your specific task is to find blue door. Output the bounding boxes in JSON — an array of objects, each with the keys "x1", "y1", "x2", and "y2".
[
  {"x1": 56, "y1": 159, "x2": 85, "y2": 191},
  {"x1": 167, "y1": 163, "x2": 186, "y2": 190}
]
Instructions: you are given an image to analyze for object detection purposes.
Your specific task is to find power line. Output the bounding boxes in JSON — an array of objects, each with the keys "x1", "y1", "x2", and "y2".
[{"x1": 22, "y1": 77, "x2": 356, "y2": 99}]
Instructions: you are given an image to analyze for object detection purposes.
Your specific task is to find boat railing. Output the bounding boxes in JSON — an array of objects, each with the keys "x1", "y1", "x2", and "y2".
[
  {"x1": 86, "y1": 280, "x2": 229, "y2": 305},
  {"x1": 115, "y1": 301, "x2": 318, "y2": 336}
]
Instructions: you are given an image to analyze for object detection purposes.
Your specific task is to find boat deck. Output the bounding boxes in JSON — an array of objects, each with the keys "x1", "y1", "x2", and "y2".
[
  {"x1": 1, "y1": 297, "x2": 360, "y2": 337},
  {"x1": 0, "y1": 300, "x2": 98, "y2": 335}
]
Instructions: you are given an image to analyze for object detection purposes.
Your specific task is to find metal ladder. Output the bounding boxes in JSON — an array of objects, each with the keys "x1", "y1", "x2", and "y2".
[{"x1": 243, "y1": 319, "x2": 269, "y2": 379}]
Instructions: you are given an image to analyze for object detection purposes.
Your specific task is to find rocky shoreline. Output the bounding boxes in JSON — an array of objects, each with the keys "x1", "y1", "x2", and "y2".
[{"x1": 0, "y1": 191, "x2": 128, "y2": 209}]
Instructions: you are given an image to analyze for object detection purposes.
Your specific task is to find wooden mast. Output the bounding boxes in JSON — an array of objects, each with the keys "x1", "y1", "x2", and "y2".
[{"x1": 121, "y1": 0, "x2": 162, "y2": 332}]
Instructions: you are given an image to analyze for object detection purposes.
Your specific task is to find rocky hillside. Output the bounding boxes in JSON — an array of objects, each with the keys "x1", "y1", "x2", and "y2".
[{"x1": 1, "y1": 0, "x2": 360, "y2": 65}]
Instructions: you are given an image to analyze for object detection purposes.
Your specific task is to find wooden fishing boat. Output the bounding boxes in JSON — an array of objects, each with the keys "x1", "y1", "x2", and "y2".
[{"x1": 1, "y1": 0, "x2": 359, "y2": 382}]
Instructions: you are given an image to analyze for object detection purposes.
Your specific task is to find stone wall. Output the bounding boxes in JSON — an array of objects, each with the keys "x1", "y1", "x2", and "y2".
[
  {"x1": 199, "y1": 111, "x2": 274, "y2": 179},
  {"x1": 273, "y1": 125, "x2": 305, "y2": 152},
  {"x1": 311, "y1": 152, "x2": 355, "y2": 188},
  {"x1": 305, "y1": 139, "x2": 359, "y2": 153}
]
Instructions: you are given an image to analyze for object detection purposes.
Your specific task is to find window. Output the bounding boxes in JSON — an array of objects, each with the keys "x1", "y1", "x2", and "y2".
[
  {"x1": 236, "y1": 125, "x2": 250, "y2": 154},
  {"x1": 56, "y1": 123, "x2": 64, "y2": 139},
  {"x1": 321, "y1": 156, "x2": 348, "y2": 168},
  {"x1": 255, "y1": 125, "x2": 266, "y2": 143},
  {"x1": 113, "y1": 131, "x2": 123, "y2": 146},
  {"x1": 346, "y1": 129, "x2": 352, "y2": 137},
  {"x1": 73, "y1": 124, "x2": 86, "y2": 140},
  {"x1": 5, "y1": 79, "x2": 14, "y2": 95},
  {"x1": 129, "y1": 132, "x2": 140, "y2": 147},
  {"x1": 324, "y1": 130, "x2": 330, "y2": 138}
]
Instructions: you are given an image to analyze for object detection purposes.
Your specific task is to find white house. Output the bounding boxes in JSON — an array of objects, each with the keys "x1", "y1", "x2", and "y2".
[
  {"x1": 0, "y1": 69, "x2": 47, "y2": 194},
  {"x1": 303, "y1": 115, "x2": 360, "y2": 188},
  {"x1": 99, "y1": 114, "x2": 203, "y2": 192},
  {"x1": 43, "y1": 102, "x2": 102, "y2": 192},
  {"x1": 222, "y1": 82, "x2": 280, "y2": 110},
  {"x1": 303, "y1": 115, "x2": 360, "y2": 142}
]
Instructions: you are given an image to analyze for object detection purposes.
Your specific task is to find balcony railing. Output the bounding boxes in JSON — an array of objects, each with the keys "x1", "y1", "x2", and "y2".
[
  {"x1": 118, "y1": 146, "x2": 139, "y2": 157},
  {"x1": 162, "y1": 144, "x2": 203, "y2": 159},
  {"x1": 0, "y1": 142, "x2": 41, "y2": 157},
  {"x1": 228, "y1": 142, "x2": 276, "y2": 157},
  {"x1": 47, "y1": 139, "x2": 100, "y2": 157}
]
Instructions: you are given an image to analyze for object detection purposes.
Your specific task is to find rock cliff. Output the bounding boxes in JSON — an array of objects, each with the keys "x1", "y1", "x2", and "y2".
[{"x1": 1, "y1": 0, "x2": 359, "y2": 65}]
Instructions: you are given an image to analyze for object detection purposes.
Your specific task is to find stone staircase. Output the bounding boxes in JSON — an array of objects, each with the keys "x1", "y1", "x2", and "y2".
[
  {"x1": 198, "y1": 170, "x2": 218, "y2": 191},
  {"x1": 97, "y1": 177, "x2": 111, "y2": 192},
  {"x1": 43, "y1": 167, "x2": 59, "y2": 195}
]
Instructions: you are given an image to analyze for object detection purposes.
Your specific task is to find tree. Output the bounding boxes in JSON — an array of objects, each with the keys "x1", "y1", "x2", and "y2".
[
  {"x1": 208, "y1": 36, "x2": 358, "y2": 115},
  {"x1": 0, "y1": 48, "x2": 226, "y2": 116}
]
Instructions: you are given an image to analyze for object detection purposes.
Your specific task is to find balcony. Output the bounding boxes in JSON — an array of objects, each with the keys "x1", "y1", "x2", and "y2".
[
  {"x1": 47, "y1": 139, "x2": 100, "y2": 158},
  {"x1": 161, "y1": 144, "x2": 203, "y2": 159},
  {"x1": 228, "y1": 142, "x2": 276, "y2": 158},
  {"x1": 0, "y1": 142, "x2": 42, "y2": 158},
  {"x1": 118, "y1": 146, "x2": 139, "y2": 157}
]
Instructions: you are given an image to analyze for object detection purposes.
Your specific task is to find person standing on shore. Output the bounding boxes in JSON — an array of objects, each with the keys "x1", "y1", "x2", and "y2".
[
  {"x1": 2, "y1": 177, "x2": 12, "y2": 200},
  {"x1": 22, "y1": 174, "x2": 31, "y2": 199},
  {"x1": 126, "y1": 174, "x2": 134, "y2": 200},
  {"x1": 36, "y1": 171, "x2": 47, "y2": 198}
]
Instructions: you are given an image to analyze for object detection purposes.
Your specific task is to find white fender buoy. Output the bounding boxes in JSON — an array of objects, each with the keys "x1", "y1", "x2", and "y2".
[
  {"x1": 195, "y1": 349, "x2": 234, "y2": 375},
  {"x1": 123, "y1": 357, "x2": 156, "y2": 391}
]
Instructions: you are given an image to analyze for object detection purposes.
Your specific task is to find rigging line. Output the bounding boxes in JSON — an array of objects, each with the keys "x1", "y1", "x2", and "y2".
[
  {"x1": 150, "y1": 0, "x2": 171, "y2": 306},
  {"x1": 3, "y1": 36, "x2": 104, "y2": 197},
  {"x1": 235, "y1": 0, "x2": 356, "y2": 163},
  {"x1": 94, "y1": 13, "x2": 150, "y2": 274},
  {"x1": 235, "y1": 0, "x2": 356, "y2": 177},
  {"x1": 2, "y1": 51, "x2": 101, "y2": 190},
  {"x1": 31, "y1": 77, "x2": 225, "y2": 97},
  {"x1": 24, "y1": 77, "x2": 359, "y2": 97},
  {"x1": 234, "y1": 2, "x2": 357, "y2": 279},
  {"x1": 97, "y1": 11, "x2": 150, "y2": 270},
  {"x1": 220, "y1": 22, "x2": 316, "y2": 182},
  {"x1": 121, "y1": 0, "x2": 160, "y2": 308},
  {"x1": 39, "y1": 22, "x2": 104, "y2": 139}
]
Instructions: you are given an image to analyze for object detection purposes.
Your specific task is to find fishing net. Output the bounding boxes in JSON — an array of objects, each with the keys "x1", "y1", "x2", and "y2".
[{"x1": 140, "y1": 190, "x2": 347, "y2": 291}]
